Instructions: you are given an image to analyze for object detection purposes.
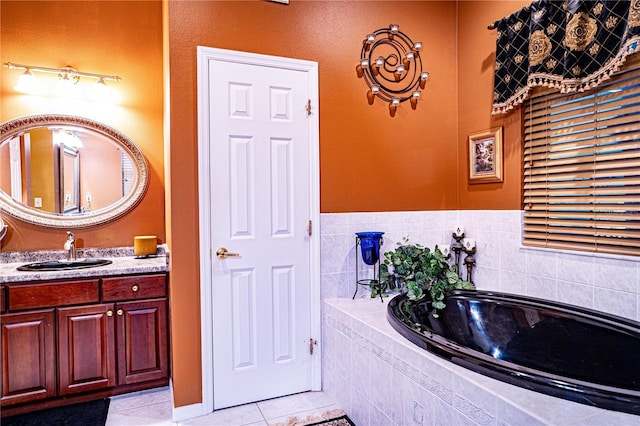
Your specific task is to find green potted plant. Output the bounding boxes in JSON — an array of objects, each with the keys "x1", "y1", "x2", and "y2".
[{"x1": 379, "y1": 237, "x2": 474, "y2": 317}]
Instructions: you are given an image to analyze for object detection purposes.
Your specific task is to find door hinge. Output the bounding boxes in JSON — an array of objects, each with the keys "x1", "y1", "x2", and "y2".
[
  {"x1": 308, "y1": 220, "x2": 313, "y2": 237},
  {"x1": 306, "y1": 99, "x2": 312, "y2": 116},
  {"x1": 309, "y1": 338, "x2": 317, "y2": 355}
]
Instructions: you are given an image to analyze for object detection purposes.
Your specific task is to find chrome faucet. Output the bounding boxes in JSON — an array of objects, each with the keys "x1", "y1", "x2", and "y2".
[{"x1": 64, "y1": 231, "x2": 76, "y2": 261}]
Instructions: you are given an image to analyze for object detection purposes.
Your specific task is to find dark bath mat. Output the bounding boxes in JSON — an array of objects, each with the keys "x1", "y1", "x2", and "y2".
[
  {"x1": 272, "y1": 409, "x2": 356, "y2": 426},
  {"x1": 2, "y1": 398, "x2": 110, "y2": 426}
]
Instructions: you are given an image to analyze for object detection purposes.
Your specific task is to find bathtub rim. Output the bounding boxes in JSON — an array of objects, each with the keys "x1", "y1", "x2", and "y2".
[{"x1": 387, "y1": 290, "x2": 640, "y2": 416}]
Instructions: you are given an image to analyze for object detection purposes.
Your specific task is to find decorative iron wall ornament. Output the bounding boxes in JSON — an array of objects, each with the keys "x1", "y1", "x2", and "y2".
[{"x1": 355, "y1": 24, "x2": 429, "y2": 117}]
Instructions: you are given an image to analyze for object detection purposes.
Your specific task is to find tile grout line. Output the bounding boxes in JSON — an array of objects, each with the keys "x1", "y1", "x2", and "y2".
[{"x1": 256, "y1": 402, "x2": 270, "y2": 425}]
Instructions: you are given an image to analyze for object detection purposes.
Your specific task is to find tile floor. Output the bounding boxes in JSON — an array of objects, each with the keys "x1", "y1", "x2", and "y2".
[{"x1": 106, "y1": 387, "x2": 341, "y2": 426}]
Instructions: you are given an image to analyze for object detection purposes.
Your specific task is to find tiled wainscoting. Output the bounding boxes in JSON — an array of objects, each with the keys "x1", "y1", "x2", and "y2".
[
  {"x1": 319, "y1": 210, "x2": 640, "y2": 425},
  {"x1": 320, "y1": 210, "x2": 640, "y2": 321},
  {"x1": 322, "y1": 298, "x2": 640, "y2": 426}
]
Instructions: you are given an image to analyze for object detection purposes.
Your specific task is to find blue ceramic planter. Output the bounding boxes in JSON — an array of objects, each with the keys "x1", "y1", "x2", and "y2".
[{"x1": 356, "y1": 232, "x2": 384, "y2": 265}]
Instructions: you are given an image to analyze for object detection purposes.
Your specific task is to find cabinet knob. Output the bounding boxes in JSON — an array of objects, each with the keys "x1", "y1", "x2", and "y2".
[
  {"x1": 132, "y1": 285, "x2": 139, "y2": 292},
  {"x1": 107, "y1": 310, "x2": 113, "y2": 317},
  {"x1": 117, "y1": 309, "x2": 124, "y2": 316}
]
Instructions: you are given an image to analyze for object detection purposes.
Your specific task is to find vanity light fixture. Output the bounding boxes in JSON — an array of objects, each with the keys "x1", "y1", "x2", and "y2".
[
  {"x1": 3, "y1": 62, "x2": 121, "y2": 101},
  {"x1": 355, "y1": 24, "x2": 429, "y2": 116}
]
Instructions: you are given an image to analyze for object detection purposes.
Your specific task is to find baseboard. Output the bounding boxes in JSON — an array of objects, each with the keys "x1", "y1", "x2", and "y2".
[
  {"x1": 169, "y1": 378, "x2": 208, "y2": 422},
  {"x1": 172, "y1": 401, "x2": 208, "y2": 422}
]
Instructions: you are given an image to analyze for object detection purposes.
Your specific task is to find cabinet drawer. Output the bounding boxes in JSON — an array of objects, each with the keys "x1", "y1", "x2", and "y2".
[
  {"x1": 102, "y1": 274, "x2": 166, "y2": 301},
  {"x1": 0, "y1": 286, "x2": 5, "y2": 314},
  {"x1": 8, "y1": 279, "x2": 99, "y2": 311}
]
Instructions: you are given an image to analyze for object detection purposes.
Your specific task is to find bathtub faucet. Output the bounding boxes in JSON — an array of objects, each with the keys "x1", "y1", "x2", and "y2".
[{"x1": 64, "y1": 231, "x2": 76, "y2": 261}]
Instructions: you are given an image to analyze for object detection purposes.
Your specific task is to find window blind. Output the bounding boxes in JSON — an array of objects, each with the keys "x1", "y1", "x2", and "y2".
[{"x1": 523, "y1": 66, "x2": 640, "y2": 257}]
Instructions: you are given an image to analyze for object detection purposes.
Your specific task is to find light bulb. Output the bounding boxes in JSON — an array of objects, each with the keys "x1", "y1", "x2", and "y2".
[
  {"x1": 365, "y1": 34, "x2": 375, "y2": 44},
  {"x1": 89, "y1": 78, "x2": 113, "y2": 101},
  {"x1": 360, "y1": 58, "x2": 369, "y2": 68},
  {"x1": 389, "y1": 24, "x2": 399, "y2": 33},
  {"x1": 56, "y1": 73, "x2": 81, "y2": 97},
  {"x1": 406, "y1": 52, "x2": 414, "y2": 61},
  {"x1": 371, "y1": 84, "x2": 380, "y2": 94},
  {"x1": 375, "y1": 57, "x2": 384, "y2": 67},
  {"x1": 14, "y1": 68, "x2": 39, "y2": 94},
  {"x1": 392, "y1": 97, "x2": 400, "y2": 106},
  {"x1": 412, "y1": 90, "x2": 421, "y2": 99},
  {"x1": 396, "y1": 65, "x2": 405, "y2": 73},
  {"x1": 414, "y1": 41, "x2": 423, "y2": 51},
  {"x1": 421, "y1": 72, "x2": 430, "y2": 81}
]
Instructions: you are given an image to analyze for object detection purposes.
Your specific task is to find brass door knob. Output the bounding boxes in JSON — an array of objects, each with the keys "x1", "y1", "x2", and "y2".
[
  {"x1": 132, "y1": 285, "x2": 139, "y2": 292},
  {"x1": 216, "y1": 247, "x2": 240, "y2": 259}
]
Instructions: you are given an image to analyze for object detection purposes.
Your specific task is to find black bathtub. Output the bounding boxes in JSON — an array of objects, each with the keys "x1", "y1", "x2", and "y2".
[{"x1": 387, "y1": 290, "x2": 640, "y2": 415}]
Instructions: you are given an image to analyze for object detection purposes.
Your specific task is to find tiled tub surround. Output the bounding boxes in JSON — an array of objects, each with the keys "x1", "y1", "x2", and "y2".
[
  {"x1": 323, "y1": 298, "x2": 640, "y2": 426},
  {"x1": 320, "y1": 211, "x2": 640, "y2": 424},
  {"x1": 0, "y1": 245, "x2": 169, "y2": 283}
]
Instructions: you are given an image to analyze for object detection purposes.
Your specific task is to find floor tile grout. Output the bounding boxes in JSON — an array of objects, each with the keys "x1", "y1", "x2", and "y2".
[{"x1": 107, "y1": 388, "x2": 340, "y2": 426}]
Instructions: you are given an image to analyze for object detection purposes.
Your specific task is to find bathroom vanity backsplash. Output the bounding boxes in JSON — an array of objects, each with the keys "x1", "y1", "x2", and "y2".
[{"x1": 0, "y1": 245, "x2": 167, "y2": 264}]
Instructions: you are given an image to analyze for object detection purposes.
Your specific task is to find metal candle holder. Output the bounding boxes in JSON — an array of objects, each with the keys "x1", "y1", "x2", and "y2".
[
  {"x1": 451, "y1": 232, "x2": 465, "y2": 278},
  {"x1": 463, "y1": 246, "x2": 477, "y2": 285}
]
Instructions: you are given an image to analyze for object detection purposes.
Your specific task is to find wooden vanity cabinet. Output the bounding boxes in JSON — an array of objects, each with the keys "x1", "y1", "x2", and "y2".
[
  {"x1": 0, "y1": 310, "x2": 56, "y2": 405},
  {"x1": 117, "y1": 299, "x2": 168, "y2": 385},
  {"x1": 57, "y1": 304, "x2": 117, "y2": 395},
  {"x1": 0, "y1": 273, "x2": 169, "y2": 415},
  {"x1": 0, "y1": 286, "x2": 6, "y2": 314}
]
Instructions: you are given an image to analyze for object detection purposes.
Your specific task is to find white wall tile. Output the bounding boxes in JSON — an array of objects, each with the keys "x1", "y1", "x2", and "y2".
[
  {"x1": 402, "y1": 374, "x2": 435, "y2": 426},
  {"x1": 557, "y1": 253, "x2": 594, "y2": 286},
  {"x1": 473, "y1": 266, "x2": 500, "y2": 291},
  {"x1": 453, "y1": 375, "x2": 497, "y2": 426},
  {"x1": 498, "y1": 270, "x2": 527, "y2": 295},
  {"x1": 499, "y1": 231, "x2": 526, "y2": 274},
  {"x1": 526, "y1": 250, "x2": 557, "y2": 280},
  {"x1": 526, "y1": 275, "x2": 558, "y2": 300},
  {"x1": 557, "y1": 280, "x2": 594, "y2": 309},
  {"x1": 594, "y1": 257, "x2": 637, "y2": 293},
  {"x1": 320, "y1": 213, "x2": 349, "y2": 235},
  {"x1": 320, "y1": 210, "x2": 640, "y2": 322},
  {"x1": 594, "y1": 287, "x2": 638, "y2": 320}
]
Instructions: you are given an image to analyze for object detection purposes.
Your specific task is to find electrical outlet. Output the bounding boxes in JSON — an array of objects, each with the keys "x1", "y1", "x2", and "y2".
[{"x1": 34, "y1": 197, "x2": 42, "y2": 208}]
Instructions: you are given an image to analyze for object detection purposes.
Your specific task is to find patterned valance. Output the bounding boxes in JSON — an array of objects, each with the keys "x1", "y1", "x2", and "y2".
[{"x1": 492, "y1": 0, "x2": 640, "y2": 114}]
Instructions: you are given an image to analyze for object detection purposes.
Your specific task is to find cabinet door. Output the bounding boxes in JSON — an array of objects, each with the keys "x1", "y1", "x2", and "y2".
[
  {"x1": 116, "y1": 299, "x2": 168, "y2": 385},
  {"x1": 1, "y1": 310, "x2": 56, "y2": 406},
  {"x1": 58, "y1": 304, "x2": 117, "y2": 395}
]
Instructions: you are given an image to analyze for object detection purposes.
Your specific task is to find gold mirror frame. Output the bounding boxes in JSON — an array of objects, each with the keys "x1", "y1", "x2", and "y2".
[{"x1": 0, "y1": 114, "x2": 149, "y2": 228}]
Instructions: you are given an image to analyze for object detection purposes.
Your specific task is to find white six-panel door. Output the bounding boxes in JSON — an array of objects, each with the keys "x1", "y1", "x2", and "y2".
[{"x1": 197, "y1": 47, "x2": 320, "y2": 412}]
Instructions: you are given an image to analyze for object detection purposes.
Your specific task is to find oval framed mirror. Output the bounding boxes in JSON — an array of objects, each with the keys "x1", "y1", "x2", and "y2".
[{"x1": 0, "y1": 114, "x2": 148, "y2": 228}]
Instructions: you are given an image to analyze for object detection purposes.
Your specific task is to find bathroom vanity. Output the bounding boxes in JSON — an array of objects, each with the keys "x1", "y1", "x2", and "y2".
[{"x1": 0, "y1": 251, "x2": 169, "y2": 417}]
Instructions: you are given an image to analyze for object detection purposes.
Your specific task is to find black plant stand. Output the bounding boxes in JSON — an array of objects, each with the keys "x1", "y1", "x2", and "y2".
[{"x1": 353, "y1": 235, "x2": 384, "y2": 302}]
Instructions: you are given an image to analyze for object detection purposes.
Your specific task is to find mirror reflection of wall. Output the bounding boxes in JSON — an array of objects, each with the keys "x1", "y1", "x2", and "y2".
[
  {"x1": 62, "y1": 144, "x2": 79, "y2": 214},
  {"x1": 0, "y1": 125, "x2": 132, "y2": 216}
]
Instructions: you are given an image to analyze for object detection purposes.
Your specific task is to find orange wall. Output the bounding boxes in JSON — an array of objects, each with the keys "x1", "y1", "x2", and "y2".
[
  {"x1": 167, "y1": 0, "x2": 461, "y2": 407},
  {"x1": 457, "y1": 0, "x2": 530, "y2": 209},
  {"x1": 1, "y1": 0, "x2": 529, "y2": 410},
  {"x1": 29, "y1": 129, "x2": 56, "y2": 212},
  {"x1": 80, "y1": 140, "x2": 122, "y2": 212},
  {"x1": 0, "y1": 0, "x2": 164, "y2": 251}
]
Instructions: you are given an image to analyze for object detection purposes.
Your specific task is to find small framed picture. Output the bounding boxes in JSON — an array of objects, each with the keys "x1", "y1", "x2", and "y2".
[{"x1": 468, "y1": 127, "x2": 503, "y2": 183}]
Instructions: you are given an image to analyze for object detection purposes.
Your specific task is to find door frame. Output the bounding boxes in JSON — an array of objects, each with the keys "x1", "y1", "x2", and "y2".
[{"x1": 196, "y1": 46, "x2": 321, "y2": 414}]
